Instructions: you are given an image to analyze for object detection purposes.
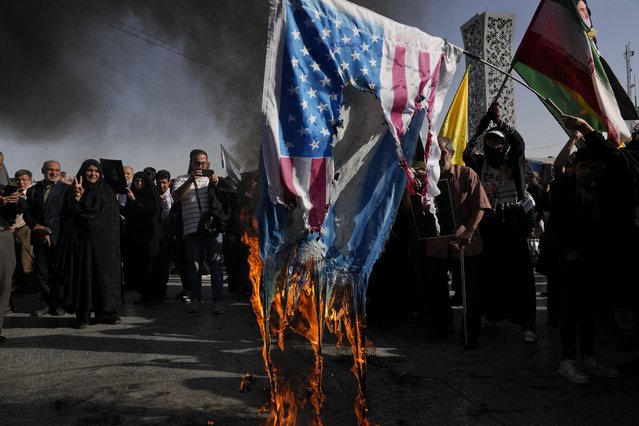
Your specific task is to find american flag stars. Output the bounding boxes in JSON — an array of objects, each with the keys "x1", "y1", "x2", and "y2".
[
  {"x1": 264, "y1": 0, "x2": 462, "y2": 231},
  {"x1": 278, "y1": 0, "x2": 384, "y2": 159}
]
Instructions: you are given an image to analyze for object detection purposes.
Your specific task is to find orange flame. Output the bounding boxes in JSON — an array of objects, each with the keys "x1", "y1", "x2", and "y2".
[
  {"x1": 243, "y1": 208, "x2": 374, "y2": 425},
  {"x1": 239, "y1": 372, "x2": 254, "y2": 393},
  {"x1": 325, "y1": 282, "x2": 372, "y2": 426}
]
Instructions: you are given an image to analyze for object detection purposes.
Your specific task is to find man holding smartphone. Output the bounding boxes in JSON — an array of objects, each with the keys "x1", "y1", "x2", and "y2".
[{"x1": 172, "y1": 149, "x2": 226, "y2": 315}]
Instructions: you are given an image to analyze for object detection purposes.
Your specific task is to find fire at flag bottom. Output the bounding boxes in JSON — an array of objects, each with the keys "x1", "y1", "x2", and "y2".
[{"x1": 255, "y1": 0, "x2": 461, "y2": 423}]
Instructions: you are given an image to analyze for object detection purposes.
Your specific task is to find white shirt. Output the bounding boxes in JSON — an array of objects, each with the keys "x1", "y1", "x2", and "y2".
[{"x1": 172, "y1": 174, "x2": 210, "y2": 236}]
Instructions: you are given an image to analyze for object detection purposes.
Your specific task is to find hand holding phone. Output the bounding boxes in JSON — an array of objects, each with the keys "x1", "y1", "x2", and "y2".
[{"x1": 2, "y1": 185, "x2": 18, "y2": 196}]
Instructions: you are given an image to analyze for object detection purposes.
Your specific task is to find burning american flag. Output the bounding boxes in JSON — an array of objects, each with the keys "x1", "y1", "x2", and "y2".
[{"x1": 256, "y1": 0, "x2": 461, "y2": 423}]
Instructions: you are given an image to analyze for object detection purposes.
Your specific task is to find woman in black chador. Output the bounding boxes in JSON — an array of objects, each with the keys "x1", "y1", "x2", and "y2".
[
  {"x1": 58, "y1": 159, "x2": 122, "y2": 328},
  {"x1": 121, "y1": 171, "x2": 161, "y2": 305}
]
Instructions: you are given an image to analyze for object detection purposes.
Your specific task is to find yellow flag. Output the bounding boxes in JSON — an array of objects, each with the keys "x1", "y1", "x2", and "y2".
[{"x1": 438, "y1": 65, "x2": 469, "y2": 165}]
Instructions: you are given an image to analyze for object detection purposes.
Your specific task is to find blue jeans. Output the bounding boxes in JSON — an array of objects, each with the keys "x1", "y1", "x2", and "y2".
[{"x1": 182, "y1": 232, "x2": 224, "y2": 300}]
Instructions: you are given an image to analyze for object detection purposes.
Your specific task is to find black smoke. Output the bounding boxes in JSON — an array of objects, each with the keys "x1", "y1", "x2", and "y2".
[
  {"x1": 0, "y1": 0, "x2": 269, "y2": 170},
  {"x1": 0, "y1": 0, "x2": 435, "y2": 172}
]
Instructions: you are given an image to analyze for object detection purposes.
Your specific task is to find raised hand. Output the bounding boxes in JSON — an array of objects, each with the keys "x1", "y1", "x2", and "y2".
[
  {"x1": 478, "y1": 111, "x2": 491, "y2": 131},
  {"x1": 210, "y1": 173, "x2": 219, "y2": 187},
  {"x1": 476, "y1": 102, "x2": 500, "y2": 135},
  {"x1": 125, "y1": 187, "x2": 135, "y2": 201},
  {"x1": 487, "y1": 102, "x2": 501, "y2": 124},
  {"x1": 561, "y1": 114, "x2": 594, "y2": 134},
  {"x1": 0, "y1": 191, "x2": 20, "y2": 205},
  {"x1": 73, "y1": 176, "x2": 84, "y2": 201}
]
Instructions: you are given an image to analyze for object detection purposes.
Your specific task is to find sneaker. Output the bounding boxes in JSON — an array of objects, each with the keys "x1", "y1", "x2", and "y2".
[
  {"x1": 50, "y1": 307, "x2": 67, "y2": 317},
  {"x1": 177, "y1": 291, "x2": 192, "y2": 303},
  {"x1": 187, "y1": 298, "x2": 200, "y2": 313},
  {"x1": 523, "y1": 330, "x2": 538, "y2": 346},
  {"x1": 582, "y1": 356, "x2": 621, "y2": 378},
  {"x1": 91, "y1": 314, "x2": 122, "y2": 325},
  {"x1": 212, "y1": 300, "x2": 225, "y2": 315},
  {"x1": 31, "y1": 303, "x2": 51, "y2": 317},
  {"x1": 74, "y1": 321, "x2": 89, "y2": 330},
  {"x1": 558, "y1": 359, "x2": 590, "y2": 384},
  {"x1": 102, "y1": 315, "x2": 122, "y2": 325}
]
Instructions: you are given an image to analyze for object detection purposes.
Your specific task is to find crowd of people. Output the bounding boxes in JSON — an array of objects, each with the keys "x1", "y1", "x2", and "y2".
[
  {"x1": 367, "y1": 104, "x2": 639, "y2": 384},
  {"x1": 1, "y1": 108, "x2": 638, "y2": 385},
  {"x1": 0, "y1": 149, "x2": 258, "y2": 337}
]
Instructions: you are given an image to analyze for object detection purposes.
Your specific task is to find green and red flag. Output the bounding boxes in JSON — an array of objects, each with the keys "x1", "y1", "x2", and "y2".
[{"x1": 513, "y1": 0, "x2": 638, "y2": 145}]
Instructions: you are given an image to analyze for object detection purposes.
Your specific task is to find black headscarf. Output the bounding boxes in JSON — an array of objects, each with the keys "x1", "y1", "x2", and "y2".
[
  {"x1": 131, "y1": 171, "x2": 154, "y2": 199},
  {"x1": 72, "y1": 159, "x2": 110, "y2": 216},
  {"x1": 76, "y1": 159, "x2": 103, "y2": 190}
]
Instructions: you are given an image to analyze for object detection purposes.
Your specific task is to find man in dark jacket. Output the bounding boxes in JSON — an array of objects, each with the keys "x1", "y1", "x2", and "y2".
[
  {"x1": 562, "y1": 115, "x2": 639, "y2": 371},
  {"x1": 22, "y1": 160, "x2": 70, "y2": 316}
]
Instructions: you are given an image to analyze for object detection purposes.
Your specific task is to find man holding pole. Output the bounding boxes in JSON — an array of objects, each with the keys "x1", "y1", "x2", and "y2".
[
  {"x1": 424, "y1": 137, "x2": 491, "y2": 349},
  {"x1": 463, "y1": 104, "x2": 539, "y2": 346}
]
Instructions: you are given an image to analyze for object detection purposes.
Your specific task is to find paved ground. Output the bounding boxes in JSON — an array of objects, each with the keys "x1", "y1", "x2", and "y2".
[{"x1": 1, "y1": 277, "x2": 638, "y2": 426}]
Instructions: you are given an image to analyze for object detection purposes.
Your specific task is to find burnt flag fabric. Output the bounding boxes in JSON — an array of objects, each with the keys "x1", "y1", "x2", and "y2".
[
  {"x1": 513, "y1": 0, "x2": 638, "y2": 145},
  {"x1": 257, "y1": 0, "x2": 461, "y2": 421},
  {"x1": 258, "y1": 0, "x2": 462, "y2": 322}
]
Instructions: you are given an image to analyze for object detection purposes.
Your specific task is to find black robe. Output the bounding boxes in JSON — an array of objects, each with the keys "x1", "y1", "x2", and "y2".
[
  {"x1": 584, "y1": 133, "x2": 639, "y2": 308},
  {"x1": 58, "y1": 160, "x2": 122, "y2": 314},
  {"x1": 121, "y1": 172, "x2": 161, "y2": 298}
]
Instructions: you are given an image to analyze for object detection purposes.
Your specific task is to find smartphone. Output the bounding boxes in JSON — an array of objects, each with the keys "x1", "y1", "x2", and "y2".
[
  {"x1": 2, "y1": 185, "x2": 18, "y2": 196},
  {"x1": 201, "y1": 170, "x2": 213, "y2": 177}
]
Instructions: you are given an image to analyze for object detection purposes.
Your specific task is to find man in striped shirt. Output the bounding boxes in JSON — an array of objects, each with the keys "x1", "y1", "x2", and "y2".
[{"x1": 172, "y1": 149, "x2": 225, "y2": 315}]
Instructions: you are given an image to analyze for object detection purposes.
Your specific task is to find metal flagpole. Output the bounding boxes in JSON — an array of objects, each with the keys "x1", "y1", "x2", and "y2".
[
  {"x1": 492, "y1": 64, "x2": 514, "y2": 106},
  {"x1": 459, "y1": 246, "x2": 468, "y2": 348},
  {"x1": 462, "y1": 49, "x2": 565, "y2": 116}
]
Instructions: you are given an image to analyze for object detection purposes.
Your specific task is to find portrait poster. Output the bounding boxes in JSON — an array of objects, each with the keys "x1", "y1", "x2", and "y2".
[{"x1": 100, "y1": 158, "x2": 128, "y2": 194}]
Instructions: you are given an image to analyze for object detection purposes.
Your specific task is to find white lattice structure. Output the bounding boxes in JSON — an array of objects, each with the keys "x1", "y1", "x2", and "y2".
[{"x1": 461, "y1": 12, "x2": 516, "y2": 138}]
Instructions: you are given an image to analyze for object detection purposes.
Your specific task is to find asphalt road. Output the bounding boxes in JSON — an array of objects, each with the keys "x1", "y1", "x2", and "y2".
[{"x1": 2, "y1": 276, "x2": 638, "y2": 425}]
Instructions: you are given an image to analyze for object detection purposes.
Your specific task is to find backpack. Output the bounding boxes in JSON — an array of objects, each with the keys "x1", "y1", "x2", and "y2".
[{"x1": 203, "y1": 177, "x2": 237, "y2": 235}]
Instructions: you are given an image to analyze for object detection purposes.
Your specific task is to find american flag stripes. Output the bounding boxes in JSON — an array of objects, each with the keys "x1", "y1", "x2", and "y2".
[
  {"x1": 261, "y1": 0, "x2": 462, "y2": 231},
  {"x1": 257, "y1": 5, "x2": 460, "y2": 419}
]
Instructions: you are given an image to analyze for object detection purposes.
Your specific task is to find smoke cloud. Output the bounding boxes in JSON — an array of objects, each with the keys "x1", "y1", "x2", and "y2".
[
  {"x1": 0, "y1": 0, "x2": 269, "y2": 173},
  {"x1": 0, "y1": 0, "x2": 452, "y2": 175}
]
